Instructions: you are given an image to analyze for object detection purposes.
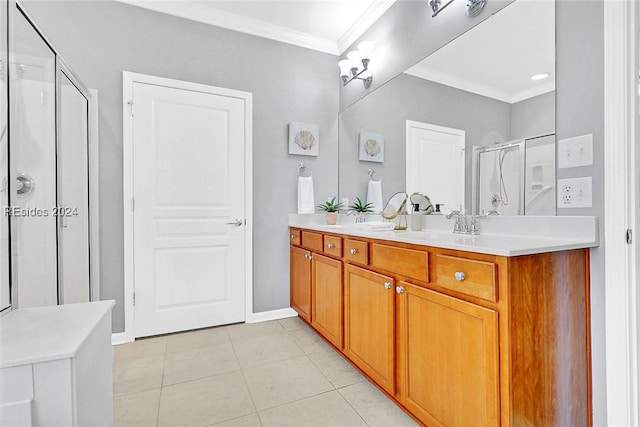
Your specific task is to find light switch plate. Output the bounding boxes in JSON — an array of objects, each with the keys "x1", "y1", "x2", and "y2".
[
  {"x1": 558, "y1": 134, "x2": 593, "y2": 169},
  {"x1": 557, "y1": 177, "x2": 592, "y2": 208}
]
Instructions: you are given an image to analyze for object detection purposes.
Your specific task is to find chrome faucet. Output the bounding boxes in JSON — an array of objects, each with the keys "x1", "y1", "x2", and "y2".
[{"x1": 446, "y1": 210, "x2": 484, "y2": 235}]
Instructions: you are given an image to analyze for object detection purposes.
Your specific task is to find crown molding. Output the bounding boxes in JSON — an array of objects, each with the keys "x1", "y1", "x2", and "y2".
[
  {"x1": 405, "y1": 63, "x2": 555, "y2": 104},
  {"x1": 336, "y1": 0, "x2": 397, "y2": 54},
  {"x1": 114, "y1": 0, "x2": 339, "y2": 55}
]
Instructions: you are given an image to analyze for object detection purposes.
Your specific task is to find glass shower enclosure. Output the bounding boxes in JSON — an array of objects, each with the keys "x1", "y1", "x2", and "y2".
[
  {"x1": 1, "y1": 0, "x2": 94, "y2": 311},
  {"x1": 472, "y1": 134, "x2": 556, "y2": 216}
]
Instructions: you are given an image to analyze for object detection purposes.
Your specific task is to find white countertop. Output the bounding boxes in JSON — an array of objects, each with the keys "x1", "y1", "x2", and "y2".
[
  {"x1": 0, "y1": 300, "x2": 115, "y2": 369},
  {"x1": 289, "y1": 214, "x2": 599, "y2": 257}
]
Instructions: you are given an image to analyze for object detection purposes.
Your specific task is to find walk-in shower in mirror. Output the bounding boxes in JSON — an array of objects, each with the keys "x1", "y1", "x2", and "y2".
[{"x1": 473, "y1": 134, "x2": 556, "y2": 216}]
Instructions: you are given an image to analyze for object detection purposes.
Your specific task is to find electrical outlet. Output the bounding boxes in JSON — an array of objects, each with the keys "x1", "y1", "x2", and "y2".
[
  {"x1": 557, "y1": 177, "x2": 592, "y2": 208},
  {"x1": 558, "y1": 134, "x2": 593, "y2": 169}
]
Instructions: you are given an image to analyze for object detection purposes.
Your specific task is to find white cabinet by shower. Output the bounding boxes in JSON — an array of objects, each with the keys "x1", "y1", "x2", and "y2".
[{"x1": 0, "y1": 301, "x2": 114, "y2": 426}]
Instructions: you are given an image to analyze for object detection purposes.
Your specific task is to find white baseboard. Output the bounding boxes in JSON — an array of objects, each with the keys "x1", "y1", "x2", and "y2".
[
  {"x1": 111, "y1": 331, "x2": 134, "y2": 346},
  {"x1": 246, "y1": 308, "x2": 298, "y2": 323}
]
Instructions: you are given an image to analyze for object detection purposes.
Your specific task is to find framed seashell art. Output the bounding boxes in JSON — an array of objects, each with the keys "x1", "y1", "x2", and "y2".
[
  {"x1": 289, "y1": 122, "x2": 319, "y2": 156},
  {"x1": 359, "y1": 131, "x2": 384, "y2": 163}
]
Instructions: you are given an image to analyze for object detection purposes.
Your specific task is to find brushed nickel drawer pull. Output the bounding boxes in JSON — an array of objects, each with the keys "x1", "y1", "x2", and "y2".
[
  {"x1": 454, "y1": 271, "x2": 466, "y2": 281},
  {"x1": 350, "y1": 248, "x2": 358, "y2": 255},
  {"x1": 396, "y1": 286, "x2": 405, "y2": 294},
  {"x1": 291, "y1": 234, "x2": 297, "y2": 240},
  {"x1": 384, "y1": 282, "x2": 392, "y2": 290},
  {"x1": 327, "y1": 242, "x2": 335, "y2": 249}
]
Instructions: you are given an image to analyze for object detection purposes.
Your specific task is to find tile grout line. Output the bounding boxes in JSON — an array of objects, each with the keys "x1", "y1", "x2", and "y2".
[{"x1": 228, "y1": 327, "x2": 262, "y2": 426}]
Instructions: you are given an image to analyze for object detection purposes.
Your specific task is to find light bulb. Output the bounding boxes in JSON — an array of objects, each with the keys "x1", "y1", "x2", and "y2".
[
  {"x1": 357, "y1": 41, "x2": 375, "y2": 59},
  {"x1": 338, "y1": 59, "x2": 352, "y2": 78}
]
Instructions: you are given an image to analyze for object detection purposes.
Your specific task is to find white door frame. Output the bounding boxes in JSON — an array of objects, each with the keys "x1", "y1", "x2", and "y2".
[
  {"x1": 119, "y1": 72, "x2": 253, "y2": 343},
  {"x1": 604, "y1": 1, "x2": 639, "y2": 425}
]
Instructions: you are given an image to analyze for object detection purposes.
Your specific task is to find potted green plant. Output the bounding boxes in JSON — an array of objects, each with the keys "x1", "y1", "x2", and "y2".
[
  {"x1": 349, "y1": 197, "x2": 374, "y2": 223},
  {"x1": 317, "y1": 197, "x2": 343, "y2": 225}
]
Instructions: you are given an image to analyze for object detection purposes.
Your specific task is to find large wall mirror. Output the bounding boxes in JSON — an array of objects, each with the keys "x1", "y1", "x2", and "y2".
[{"x1": 338, "y1": 0, "x2": 556, "y2": 216}]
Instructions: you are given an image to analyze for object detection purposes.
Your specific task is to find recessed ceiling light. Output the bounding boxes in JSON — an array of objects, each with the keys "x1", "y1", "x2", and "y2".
[{"x1": 531, "y1": 73, "x2": 550, "y2": 81}]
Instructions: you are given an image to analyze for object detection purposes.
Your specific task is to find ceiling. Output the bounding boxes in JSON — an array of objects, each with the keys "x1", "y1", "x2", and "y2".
[
  {"x1": 114, "y1": 0, "x2": 396, "y2": 55},
  {"x1": 405, "y1": 0, "x2": 555, "y2": 103}
]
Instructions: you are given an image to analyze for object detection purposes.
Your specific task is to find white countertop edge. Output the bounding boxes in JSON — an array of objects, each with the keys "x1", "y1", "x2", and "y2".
[
  {"x1": 0, "y1": 300, "x2": 115, "y2": 369},
  {"x1": 289, "y1": 214, "x2": 599, "y2": 257}
]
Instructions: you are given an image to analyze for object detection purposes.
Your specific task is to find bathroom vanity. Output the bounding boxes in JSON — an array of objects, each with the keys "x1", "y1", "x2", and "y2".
[
  {"x1": 289, "y1": 216, "x2": 597, "y2": 426},
  {"x1": 0, "y1": 301, "x2": 115, "y2": 426}
]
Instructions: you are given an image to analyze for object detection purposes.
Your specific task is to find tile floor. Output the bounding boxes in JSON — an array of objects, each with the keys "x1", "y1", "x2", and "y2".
[{"x1": 113, "y1": 317, "x2": 418, "y2": 427}]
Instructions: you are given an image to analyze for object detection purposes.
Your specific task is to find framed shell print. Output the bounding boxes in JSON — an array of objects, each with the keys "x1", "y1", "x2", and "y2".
[
  {"x1": 359, "y1": 131, "x2": 384, "y2": 163},
  {"x1": 289, "y1": 122, "x2": 319, "y2": 156}
]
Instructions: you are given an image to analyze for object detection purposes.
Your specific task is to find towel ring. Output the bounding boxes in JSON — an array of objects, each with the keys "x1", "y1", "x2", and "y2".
[
  {"x1": 368, "y1": 169, "x2": 380, "y2": 182},
  {"x1": 298, "y1": 163, "x2": 311, "y2": 177}
]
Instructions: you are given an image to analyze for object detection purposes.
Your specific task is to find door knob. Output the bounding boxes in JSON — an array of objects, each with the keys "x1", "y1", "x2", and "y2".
[{"x1": 226, "y1": 219, "x2": 244, "y2": 226}]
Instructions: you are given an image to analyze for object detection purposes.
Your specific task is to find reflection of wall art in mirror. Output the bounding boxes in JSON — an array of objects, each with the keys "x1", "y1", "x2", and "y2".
[
  {"x1": 289, "y1": 122, "x2": 319, "y2": 156},
  {"x1": 359, "y1": 131, "x2": 384, "y2": 163}
]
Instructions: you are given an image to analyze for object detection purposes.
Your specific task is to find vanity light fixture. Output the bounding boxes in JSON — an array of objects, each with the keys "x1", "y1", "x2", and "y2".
[
  {"x1": 338, "y1": 41, "x2": 375, "y2": 89},
  {"x1": 428, "y1": 0, "x2": 486, "y2": 18},
  {"x1": 531, "y1": 73, "x2": 550, "y2": 81}
]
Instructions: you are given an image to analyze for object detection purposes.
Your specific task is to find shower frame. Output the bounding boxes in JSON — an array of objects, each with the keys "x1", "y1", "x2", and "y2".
[{"x1": 3, "y1": 0, "x2": 98, "y2": 310}]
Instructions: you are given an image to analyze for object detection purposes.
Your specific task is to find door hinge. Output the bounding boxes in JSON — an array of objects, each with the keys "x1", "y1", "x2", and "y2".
[
  {"x1": 128, "y1": 100, "x2": 134, "y2": 116},
  {"x1": 133, "y1": 292, "x2": 136, "y2": 306},
  {"x1": 626, "y1": 229, "x2": 633, "y2": 245}
]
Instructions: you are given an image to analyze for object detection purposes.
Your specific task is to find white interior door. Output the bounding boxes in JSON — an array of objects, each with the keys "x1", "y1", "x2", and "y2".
[
  {"x1": 406, "y1": 121, "x2": 465, "y2": 212},
  {"x1": 131, "y1": 79, "x2": 247, "y2": 337}
]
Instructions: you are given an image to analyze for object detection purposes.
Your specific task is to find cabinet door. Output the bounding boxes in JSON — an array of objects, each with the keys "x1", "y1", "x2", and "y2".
[
  {"x1": 344, "y1": 264, "x2": 395, "y2": 394},
  {"x1": 397, "y1": 282, "x2": 499, "y2": 427},
  {"x1": 290, "y1": 246, "x2": 311, "y2": 322},
  {"x1": 311, "y1": 254, "x2": 343, "y2": 348}
]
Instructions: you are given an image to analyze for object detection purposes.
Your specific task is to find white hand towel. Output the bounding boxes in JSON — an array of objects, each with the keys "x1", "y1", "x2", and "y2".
[
  {"x1": 297, "y1": 176, "x2": 315, "y2": 214},
  {"x1": 367, "y1": 179, "x2": 383, "y2": 213}
]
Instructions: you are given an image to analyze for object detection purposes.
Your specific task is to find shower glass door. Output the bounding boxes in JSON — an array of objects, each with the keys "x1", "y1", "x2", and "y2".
[
  {"x1": 9, "y1": 5, "x2": 58, "y2": 307},
  {"x1": 58, "y1": 68, "x2": 90, "y2": 303},
  {"x1": 0, "y1": 0, "x2": 10, "y2": 312}
]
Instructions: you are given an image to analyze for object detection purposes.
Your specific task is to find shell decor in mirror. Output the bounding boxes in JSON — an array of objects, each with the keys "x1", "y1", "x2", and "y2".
[
  {"x1": 359, "y1": 131, "x2": 384, "y2": 162},
  {"x1": 289, "y1": 122, "x2": 319, "y2": 156}
]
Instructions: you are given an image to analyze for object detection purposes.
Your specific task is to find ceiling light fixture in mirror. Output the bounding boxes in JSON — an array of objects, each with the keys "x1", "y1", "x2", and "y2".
[{"x1": 428, "y1": 0, "x2": 486, "y2": 18}]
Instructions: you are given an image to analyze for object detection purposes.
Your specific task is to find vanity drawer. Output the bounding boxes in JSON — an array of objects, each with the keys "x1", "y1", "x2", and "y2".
[
  {"x1": 344, "y1": 239, "x2": 369, "y2": 265},
  {"x1": 435, "y1": 255, "x2": 497, "y2": 302},
  {"x1": 323, "y1": 235, "x2": 343, "y2": 257},
  {"x1": 301, "y1": 231, "x2": 323, "y2": 252},
  {"x1": 370, "y1": 244, "x2": 429, "y2": 282},
  {"x1": 289, "y1": 229, "x2": 301, "y2": 246}
]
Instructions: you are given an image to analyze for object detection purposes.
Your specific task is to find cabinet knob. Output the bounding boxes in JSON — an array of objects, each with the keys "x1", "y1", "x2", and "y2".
[
  {"x1": 384, "y1": 282, "x2": 392, "y2": 290},
  {"x1": 308, "y1": 254, "x2": 314, "y2": 260},
  {"x1": 290, "y1": 234, "x2": 297, "y2": 240},
  {"x1": 327, "y1": 242, "x2": 335, "y2": 249},
  {"x1": 454, "y1": 271, "x2": 466, "y2": 281},
  {"x1": 396, "y1": 286, "x2": 405, "y2": 294},
  {"x1": 350, "y1": 248, "x2": 358, "y2": 255}
]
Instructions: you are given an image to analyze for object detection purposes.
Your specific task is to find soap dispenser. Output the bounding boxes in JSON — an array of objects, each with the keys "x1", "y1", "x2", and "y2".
[{"x1": 410, "y1": 203, "x2": 422, "y2": 231}]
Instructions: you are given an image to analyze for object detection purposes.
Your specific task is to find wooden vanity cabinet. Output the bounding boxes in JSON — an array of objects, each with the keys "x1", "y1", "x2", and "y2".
[
  {"x1": 290, "y1": 245, "x2": 312, "y2": 322},
  {"x1": 344, "y1": 264, "x2": 396, "y2": 394},
  {"x1": 397, "y1": 281, "x2": 500, "y2": 427},
  {"x1": 311, "y1": 253, "x2": 343, "y2": 348},
  {"x1": 289, "y1": 227, "x2": 591, "y2": 427}
]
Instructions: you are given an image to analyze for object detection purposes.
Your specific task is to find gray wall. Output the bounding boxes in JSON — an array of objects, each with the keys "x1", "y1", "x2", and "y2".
[
  {"x1": 21, "y1": 0, "x2": 339, "y2": 332},
  {"x1": 510, "y1": 91, "x2": 555, "y2": 140},
  {"x1": 339, "y1": 73, "x2": 511, "y2": 208},
  {"x1": 556, "y1": 2, "x2": 606, "y2": 425}
]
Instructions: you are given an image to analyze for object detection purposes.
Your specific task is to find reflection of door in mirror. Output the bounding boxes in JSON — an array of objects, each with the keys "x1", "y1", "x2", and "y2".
[
  {"x1": 58, "y1": 71, "x2": 91, "y2": 304},
  {"x1": 406, "y1": 121, "x2": 465, "y2": 212},
  {"x1": 0, "y1": 0, "x2": 9, "y2": 312}
]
